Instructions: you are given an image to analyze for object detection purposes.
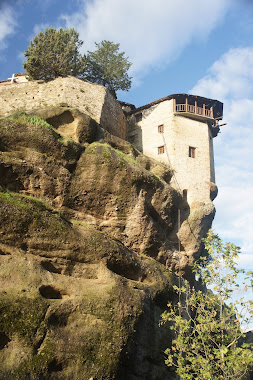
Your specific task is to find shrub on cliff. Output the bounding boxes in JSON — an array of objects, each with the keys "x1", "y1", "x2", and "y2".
[
  {"x1": 162, "y1": 230, "x2": 253, "y2": 380},
  {"x1": 23, "y1": 28, "x2": 131, "y2": 94},
  {"x1": 84, "y1": 40, "x2": 132, "y2": 95},
  {"x1": 23, "y1": 27, "x2": 85, "y2": 80}
]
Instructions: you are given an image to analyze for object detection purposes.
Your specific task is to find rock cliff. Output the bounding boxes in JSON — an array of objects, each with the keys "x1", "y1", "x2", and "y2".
[{"x1": 0, "y1": 104, "x2": 215, "y2": 379}]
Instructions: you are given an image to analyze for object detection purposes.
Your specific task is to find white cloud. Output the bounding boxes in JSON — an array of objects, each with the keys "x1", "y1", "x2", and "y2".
[
  {"x1": 214, "y1": 185, "x2": 253, "y2": 255},
  {"x1": 17, "y1": 51, "x2": 25, "y2": 62},
  {"x1": 27, "y1": 23, "x2": 52, "y2": 43},
  {"x1": 61, "y1": 0, "x2": 230, "y2": 78},
  {"x1": 191, "y1": 47, "x2": 253, "y2": 101},
  {"x1": 32, "y1": 23, "x2": 51, "y2": 36},
  {"x1": 237, "y1": 254, "x2": 253, "y2": 271},
  {"x1": 0, "y1": 3, "x2": 16, "y2": 51},
  {"x1": 191, "y1": 47, "x2": 253, "y2": 266}
]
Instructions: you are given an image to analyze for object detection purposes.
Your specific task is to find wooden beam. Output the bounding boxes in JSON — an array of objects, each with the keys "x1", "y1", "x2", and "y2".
[{"x1": 173, "y1": 98, "x2": 176, "y2": 112}]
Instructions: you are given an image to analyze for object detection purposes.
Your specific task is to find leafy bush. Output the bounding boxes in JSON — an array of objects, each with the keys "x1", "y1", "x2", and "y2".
[{"x1": 162, "y1": 230, "x2": 253, "y2": 380}]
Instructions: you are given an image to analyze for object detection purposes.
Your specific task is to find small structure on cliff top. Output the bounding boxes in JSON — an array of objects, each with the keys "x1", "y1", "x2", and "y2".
[
  {"x1": 0, "y1": 74, "x2": 223, "y2": 205},
  {"x1": 124, "y1": 94, "x2": 223, "y2": 205},
  {"x1": 0, "y1": 73, "x2": 28, "y2": 85}
]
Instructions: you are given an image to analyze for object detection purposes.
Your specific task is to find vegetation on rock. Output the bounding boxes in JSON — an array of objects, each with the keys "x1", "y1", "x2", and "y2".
[
  {"x1": 162, "y1": 230, "x2": 253, "y2": 380},
  {"x1": 8, "y1": 111, "x2": 60, "y2": 138},
  {"x1": 23, "y1": 27, "x2": 132, "y2": 95},
  {"x1": 23, "y1": 27, "x2": 85, "y2": 80},
  {"x1": 83, "y1": 40, "x2": 132, "y2": 94}
]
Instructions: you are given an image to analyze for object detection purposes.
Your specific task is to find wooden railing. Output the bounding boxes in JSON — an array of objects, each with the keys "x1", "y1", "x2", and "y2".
[{"x1": 175, "y1": 103, "x2": 213, "y2": 118}]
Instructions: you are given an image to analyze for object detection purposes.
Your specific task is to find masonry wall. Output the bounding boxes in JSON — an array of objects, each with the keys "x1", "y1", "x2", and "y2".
[
  {"x1": 129, "y1": 99, "x2": 175, "y2": 156},
  {"x1": 0, "y1": 76, "x2": 127, "y2": 140},
  {"x1": 130, "y1": 99, "x2": 215, "y2": 204},
  {"x1": 169, "y1": 114, "x2": 214, "y2": 204}
]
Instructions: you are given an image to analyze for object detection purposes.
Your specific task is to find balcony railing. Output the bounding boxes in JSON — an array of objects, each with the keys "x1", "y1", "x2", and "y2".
[{"x1": 175, "y1": 103, "x2": 214, "y2": 119}]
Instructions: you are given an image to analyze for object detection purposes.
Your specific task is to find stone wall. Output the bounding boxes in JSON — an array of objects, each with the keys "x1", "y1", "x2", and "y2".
[
  {"x1": 170, "y1": 113, "x2": 215, "y2": 204},
  {"x1": 129, "y1": 99, "x2": 216, "y2": 204},
  {"x1": 0, "y1": 76, "x2": 127, "y2": 140}
]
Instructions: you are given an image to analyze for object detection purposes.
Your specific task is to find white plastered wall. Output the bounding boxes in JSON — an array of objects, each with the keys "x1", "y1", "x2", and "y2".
[{"x1": 136, "y1": 99, "x2": 215, "y2": 204}]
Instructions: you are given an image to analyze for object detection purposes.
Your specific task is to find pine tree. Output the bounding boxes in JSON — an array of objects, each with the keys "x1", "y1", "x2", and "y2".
[
  {"x1": 23, "y1": 27, "x2": 85, "y2": 80},
  {"x1": 84, "y1": 40, "x2": 132, "y2": 95}
]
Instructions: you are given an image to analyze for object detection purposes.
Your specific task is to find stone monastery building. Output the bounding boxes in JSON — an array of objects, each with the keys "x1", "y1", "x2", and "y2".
[
  {"x1": 123, "y1": 94, "x2": 223, "y2": 205},
  {"x1": 0, "y1": 74, "x2": 223, "y2": 206}
]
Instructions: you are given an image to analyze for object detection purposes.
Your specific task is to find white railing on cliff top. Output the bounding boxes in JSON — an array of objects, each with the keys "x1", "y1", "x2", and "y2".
[{"x1": 175, "y1": 102, "x2": 213, "y2": 119}]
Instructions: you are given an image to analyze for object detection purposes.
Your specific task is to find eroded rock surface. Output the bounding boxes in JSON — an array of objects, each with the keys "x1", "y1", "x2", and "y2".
[{"x1": 0, "y1": 109, "x2": 215, "y2": 379}]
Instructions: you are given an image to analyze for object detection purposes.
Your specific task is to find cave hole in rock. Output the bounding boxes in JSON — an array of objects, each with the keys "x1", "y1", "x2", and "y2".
[
  {"x1": 41, "y1": 260, "x2": 61, "y2": 274},
  {"x1": 162, "y1": 170, "x2": 173, "y2": 183},
  {"x1": 0, "y1": 166, "x2": 24, "y2": 192},
  {"x1": 48, "y1": 358, "x2": 63, "y2": 373},
  {"x1": 0, "y1": 332, "x2": 10, "y2": 350},
  {"x1": 47, "y1": 312, "x2": 68, "y2": 327},
  {"x1": 39, "y1": 285, "x2": 63, "y2": 299},
  {"x1": 46, "y1": 111, "x2": 74, "y2": 129},
  {"x1": 107, "y1": 260, "x2": 145, "y2": 282},
  {"x1": 64, "y1": 161, "x2": 78, "y2": 173},
  {"x1": 145, "y1": 162, "x2": 151, "y2": 170},
  {"x1": 20, "y1": 243, "x2": 28, "y2": 252}
]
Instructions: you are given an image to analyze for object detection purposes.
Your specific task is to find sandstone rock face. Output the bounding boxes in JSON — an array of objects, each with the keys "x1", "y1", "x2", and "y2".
[
  {"x1": 31, "y1": 106, "x2": 99, "y2": 144},
  {"x1": 0, "y1": 108, "x2": 215, "y2": 379}
]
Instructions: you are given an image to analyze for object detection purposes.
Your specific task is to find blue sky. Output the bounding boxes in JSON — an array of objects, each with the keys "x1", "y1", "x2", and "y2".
[{"x1": 0, "y1": 0, "x2": 252, "y2": 273}]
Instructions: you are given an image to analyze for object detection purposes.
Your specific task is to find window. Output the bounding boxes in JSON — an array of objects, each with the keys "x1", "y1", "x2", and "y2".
[
  {"x1": 158, "y1": 124, "x2": 164, "y2": 133},
  {"x1": 135, "y1": 113, "x2": 142, "y2": 123},
  {"x1": 158, "y1": 145, "x2": 164, "y2": 154},
  {"x1": 182, "y1": 189, "x2": 187, "y2": 200},
  {"x1": 189, "y1": 146, "x2": 196, "y2": 158}
]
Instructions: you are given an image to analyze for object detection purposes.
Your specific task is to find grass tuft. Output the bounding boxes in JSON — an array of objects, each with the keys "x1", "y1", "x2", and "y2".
[{"x1": 8, "y1": 112, "x2": 60, "y2": 139}]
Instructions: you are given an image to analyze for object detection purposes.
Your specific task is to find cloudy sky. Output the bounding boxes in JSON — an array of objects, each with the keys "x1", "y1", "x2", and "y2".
[{"x1": 0, "y1": 0, "x2": 252, "y2": 271}]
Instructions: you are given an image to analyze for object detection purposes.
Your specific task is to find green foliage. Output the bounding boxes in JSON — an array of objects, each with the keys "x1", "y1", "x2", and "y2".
[
  {"x1": 8, "y1": 111, "x2": 60, "y2": 138},
  {"x1": 89, "y1": 142, "x2": 139, "y2": 166},
  {"x1": 23, "y1": 27, "x2": 85, "y2": 80},
  {"x1": 84, "y1": 40, "x2": 132, "y2": 94},
  {"x1": 162, "y1": 230, "x2": 253, "y2": 380}
]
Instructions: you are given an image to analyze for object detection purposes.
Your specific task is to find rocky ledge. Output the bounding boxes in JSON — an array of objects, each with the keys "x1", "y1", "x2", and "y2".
[{"x1": 0, "y1": 106, "x2": 215, "y2": 379}]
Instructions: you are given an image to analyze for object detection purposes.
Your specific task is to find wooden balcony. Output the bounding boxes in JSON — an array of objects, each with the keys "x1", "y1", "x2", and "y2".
[{"x1": 174, "y1": 98, "x2": 214, "y2": 120}]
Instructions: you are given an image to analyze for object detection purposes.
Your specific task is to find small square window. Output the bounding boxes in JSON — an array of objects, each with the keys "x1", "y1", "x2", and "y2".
[
  {"x1": 189, "y1": 146, "x2": 196, "y2": 158},
  {"x1": 158, "y1": 124, "x2": 164, "y2": 133},
  {"x1": 158, "y1": 145, "x2": 165, "y2": 154},
  {"x1": 135, "y1": 113, "x2": 142, "y2": 123}
]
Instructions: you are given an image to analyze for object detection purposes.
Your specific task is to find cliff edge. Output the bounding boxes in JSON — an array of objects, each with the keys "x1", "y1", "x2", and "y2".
[{"x1": 0, "y1": 100, "x2": 215, "y2": 379}]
